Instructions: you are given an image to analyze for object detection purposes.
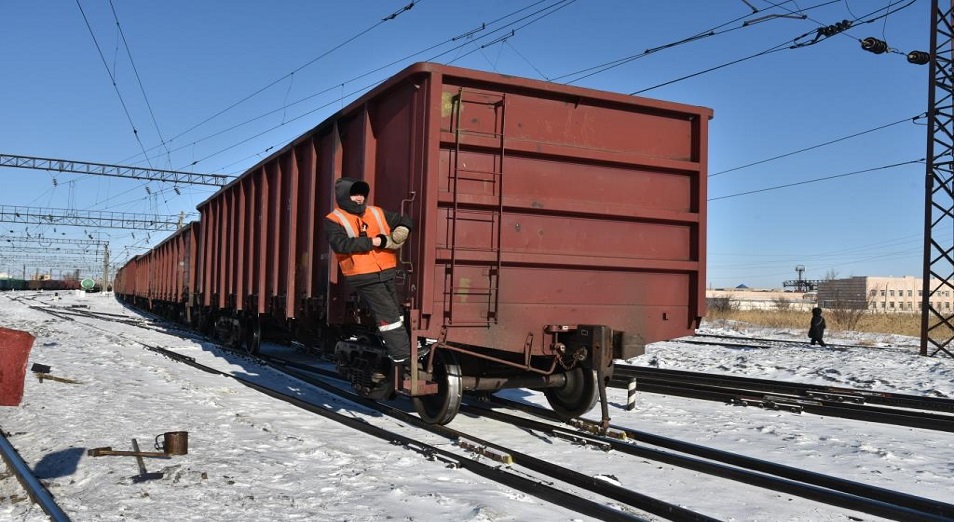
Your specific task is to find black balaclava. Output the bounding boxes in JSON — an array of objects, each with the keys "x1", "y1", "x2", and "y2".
[{"x1": 334, "y1": 177, "x2": 369, "y2": 215}]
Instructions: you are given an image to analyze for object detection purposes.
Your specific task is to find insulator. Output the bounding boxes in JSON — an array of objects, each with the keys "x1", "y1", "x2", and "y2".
[
  {"x1": 861, "y1": 37, "x2": 889, "y2": 54},
  {"x1": 908, "y1": 50, "x2": 931, "y2": 65},
  {"x1": 819, "y1": 19, "x2": 852, "y2": 38}
]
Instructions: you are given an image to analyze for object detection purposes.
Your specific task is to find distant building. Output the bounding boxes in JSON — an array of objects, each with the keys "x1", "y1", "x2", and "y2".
[
  {"x1": 706, "y1": 287, "x2": 815, "y2": 311},
  {"x1": 707, "y1": 275, "x2": 954, "y2": 314},
  {"x1": 817, "y1": 276, "x2": 954, "y2": 314}
]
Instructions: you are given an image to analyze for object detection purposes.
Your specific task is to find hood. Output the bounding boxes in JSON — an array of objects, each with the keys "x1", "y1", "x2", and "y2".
[{"x1": 334, "y1": 177, "x2": 369, "y2": 215}]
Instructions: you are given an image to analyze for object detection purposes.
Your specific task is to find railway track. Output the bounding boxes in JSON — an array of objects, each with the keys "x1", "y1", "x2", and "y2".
[
  {"x1": 20, "y1": 303, "x2": 706, "y2": 521},
  {"x1": 267, "y1": 356, "x2": 954, "y2": 522},
  {"x1": 144, "y1": 345, "x2": 672, "y2": 522},
  {"x1": 680, "y1": 332, "x2": 897, "y2": 351},
  {"x1": 470, "y1": 399, "x2": 954, "y2": 521},
  {"x1": 16, "y1": 302, "x2": 954, "y2": 520},
  {"x1": 0, "y1": 429, "x2": 70, "y2": 521},
  {"x1": 613, "y1": 365, "x2": 954, "y2": 431}
]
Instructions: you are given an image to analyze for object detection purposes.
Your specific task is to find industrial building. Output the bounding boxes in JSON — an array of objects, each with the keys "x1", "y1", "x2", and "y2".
[{"x1": 708, "y1": 276, "x2": 954, "y2": 314}]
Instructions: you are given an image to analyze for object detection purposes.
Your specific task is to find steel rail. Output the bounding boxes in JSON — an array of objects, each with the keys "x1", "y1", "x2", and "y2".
[
  {"x1": 35, "y1": 300, "x2": 947, "y2": 521},
  {"x1": 617, "y1": 378, "x2": 954, "y2": 432},
  {"x1": 683, "y1": 333, "x2": 880, "y2": 351},
  {"x1": 134, "y1": 344, "x2": 664, "y2": 522},
  {"x1": 258, "y1": 355, "x2": 716, "y2": 522},
  {"x1": 26, "y1": 306, "x2": 647, "y2": 522},
  {"x1": 271, "y1": 356, "x2": 954, "y2": 521},
  {"x1": 0, "y1": 429, "x2": 71, "y2": 521},
  {"x1": 482, "y1": 397, "x2": 954, "y2": 522},
  {"x1": 615, "y1": 365, "x2": 954, "y2": 412}
]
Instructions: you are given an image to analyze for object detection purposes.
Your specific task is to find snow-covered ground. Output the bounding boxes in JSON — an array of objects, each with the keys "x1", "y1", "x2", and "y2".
[{"x1": 1, "y1": 290, "x2": 952, "y2": 521}]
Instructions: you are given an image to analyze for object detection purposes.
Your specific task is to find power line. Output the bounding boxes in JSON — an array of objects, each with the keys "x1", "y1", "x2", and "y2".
[
  {"x1": 124, "y1": 0, "x2": 424, "y2": 169},
  {"x1": 708, "y1": 159, "x2": 923, "y2": 201},
  {"x1": 159, "y1": 0, "x2": 577, "y2": 173},
  {"x1": 108, "y1": 0, "x2": 170, "y2": 163},
  {"x1": 554, "y1": 0, "x2": 838, "y2": 85},
  {"x1": 632, "y1": 0, "x2": 920, "y2": 95},
  {"x1": 710, "y1": 113, "x2": 924, "y2": 177},
  {"x1": 74, "y1": 0, "x2": 153, "y2": 167}
]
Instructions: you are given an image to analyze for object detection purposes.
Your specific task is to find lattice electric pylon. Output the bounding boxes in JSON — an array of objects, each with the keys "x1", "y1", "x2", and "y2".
[{"x1": 920, "y1": 0, "x2": 954, "y2": 358}]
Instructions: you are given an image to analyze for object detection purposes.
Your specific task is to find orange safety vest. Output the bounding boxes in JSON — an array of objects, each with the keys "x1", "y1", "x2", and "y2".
[{"x1": 326, "y1": 205, "x2": 397, "y2": 276}]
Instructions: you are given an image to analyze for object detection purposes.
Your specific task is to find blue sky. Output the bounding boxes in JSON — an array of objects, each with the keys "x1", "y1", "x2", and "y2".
[{"x1": 0, "y1": 0, "x2": 932, "y2": 288}]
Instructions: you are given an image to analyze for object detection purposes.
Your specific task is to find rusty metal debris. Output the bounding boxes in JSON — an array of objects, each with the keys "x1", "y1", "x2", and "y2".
[
  {"x1": 86, "y1": 446, "x2": 170, "y2": 458},
  {"x1": 130, "y1": 439, "x2": 163, "y2": 483},
  {"x1": 30, "y1": 363, "x2": 81, "y2": 384},
  {"x1": 87, "y1": 432, "x2": 189, "y2": 483}
]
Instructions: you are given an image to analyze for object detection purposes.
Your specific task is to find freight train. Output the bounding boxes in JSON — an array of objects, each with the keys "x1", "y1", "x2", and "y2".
[{"x1": 114, "y1": 62, "x2": 712, "y2": 426}]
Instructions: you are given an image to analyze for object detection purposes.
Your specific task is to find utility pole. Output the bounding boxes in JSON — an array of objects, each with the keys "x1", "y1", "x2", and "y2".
[
  {"x1": 103, "y1": 244, "x2": 110, "y2": 292},
  {"x1": 920, "y1": 0, "x2": 954, "y2": 358}
]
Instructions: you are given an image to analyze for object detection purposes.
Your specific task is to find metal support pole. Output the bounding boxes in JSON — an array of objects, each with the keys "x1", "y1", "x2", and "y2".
[{"x1": 920, "y1": 0, "x2": 954, "y2": 358}]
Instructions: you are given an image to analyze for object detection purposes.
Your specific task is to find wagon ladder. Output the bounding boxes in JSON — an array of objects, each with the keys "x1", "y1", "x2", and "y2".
[{"x1": 446, "y1": 89, "x2": 506, "y2": 327}]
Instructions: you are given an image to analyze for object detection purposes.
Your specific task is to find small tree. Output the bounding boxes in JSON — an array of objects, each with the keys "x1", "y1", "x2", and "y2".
[
  {"x1": 707, "y1": 295, "x2": 737, "y2": 314},
  {"x1": 773, "y1": 297, "x2": 791, "y2": 311},
  {"x1": 823, "y1": 284, "x2": 869, "y2": 331}
]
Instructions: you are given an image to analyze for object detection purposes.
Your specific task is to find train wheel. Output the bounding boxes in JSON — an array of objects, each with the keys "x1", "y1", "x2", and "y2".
[
  {"x1": 544, "y1": 367, "x2": 598, "y2": 420},
  {"x1": 412, "y1": 350, "x2": 462, "y2": 425},
  {"x1": 245, "y1": 318, "x2": 262, "y2": 355}
]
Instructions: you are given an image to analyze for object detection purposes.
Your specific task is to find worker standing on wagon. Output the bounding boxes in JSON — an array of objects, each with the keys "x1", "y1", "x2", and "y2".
[
  {"x1": 325, "y1": 177, "x2": 414, "y2": 368},
  {"x1": 808, "y1": 306, "x2": 827, "y2": 347}
]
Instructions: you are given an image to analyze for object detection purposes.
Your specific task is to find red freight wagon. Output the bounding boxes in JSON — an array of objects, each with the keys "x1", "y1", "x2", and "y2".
[
  {"x1": 114, "y1": 222, "x2": 198, "y2": 321},
  {"x1": 147, "y1": 221, "x2": 199, "y2": 320},
  {"x1": 112, "y1": 254, "x2": 136, "y2": 297},
  {"x1": 189, "y1": 62, "x2": 710, "y2": 425}
]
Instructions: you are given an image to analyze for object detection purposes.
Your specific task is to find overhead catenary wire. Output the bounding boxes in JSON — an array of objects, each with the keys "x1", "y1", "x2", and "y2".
[
  {"x1": 107, "y1": 0, "x2": 170, "y2": 164},
  {"x1": 553, "y1": 0, "x2": 840, "y2": 85},
  {"x1": 6, "y1": 2, "x2": 926, "y2": 275},
  {"x1": 710, "y1": 113, "x2": 925, "y2": 177},
  {"x1": 153, "y1": 0, "x2": 424, "y2": 158},
  {"x1": 708, "y1": 159, "x2": 924, "y2": 201},
  {"x1": 633, "y1": 0, "x2": 919, "y2": 94},
  {"x1": 162, "y1": 0, "x2": 578, "y2": 173},
  {"x1": 74, "y1": 0, "x2": 153, "y2": 169},
  {"x1": 117, "y1": 0, "x2": 570, "y2": 173}
]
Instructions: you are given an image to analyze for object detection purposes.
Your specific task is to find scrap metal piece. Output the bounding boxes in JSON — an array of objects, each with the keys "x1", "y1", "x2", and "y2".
[
  {"x1": 130, "y1": 439, "x2": 163, "y2": 483},
  {"x1": 87, "y1": 447, "x2": 170, "y2": 458},
  {"x1": 34, "y1": 373, "x2": 81, "y2": 384}
]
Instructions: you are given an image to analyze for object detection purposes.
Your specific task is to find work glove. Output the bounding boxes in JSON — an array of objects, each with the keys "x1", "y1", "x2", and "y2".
[
  {"x1": 384, "y1": 236, "x2": 405, "y2": 251},
  {"x1": 390, "y1": 226, "x2": 410, "y2": 243}
]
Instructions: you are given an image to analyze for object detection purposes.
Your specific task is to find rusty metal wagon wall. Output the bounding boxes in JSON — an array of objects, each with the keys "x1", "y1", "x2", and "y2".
[
  {"x1": 193, "y1": 62, "x2": 710, "y2": 359},
  {"x1": 116, "y1": 62, "x2": 712, "y2": 425},
  {"x1": 114, "y1": 222, "x2": 197, "y2": 318}
]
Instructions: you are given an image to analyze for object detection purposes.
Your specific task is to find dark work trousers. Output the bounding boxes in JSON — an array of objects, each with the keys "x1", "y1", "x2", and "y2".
[{"x1": 348, "y1": 271, "x2": 411, "y2": 361}]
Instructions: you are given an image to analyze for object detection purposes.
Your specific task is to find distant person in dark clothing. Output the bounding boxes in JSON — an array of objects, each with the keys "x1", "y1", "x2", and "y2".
[{"x1": 808, "y1": 307, "x2": 827, "y2": 346}]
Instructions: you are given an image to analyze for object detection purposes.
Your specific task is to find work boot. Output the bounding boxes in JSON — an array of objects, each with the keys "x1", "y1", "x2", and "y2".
[
  {"x1": 372, "y1": 357, "x2": 406, "y2": 383},
  {"x1": 415, "y1": 345, "x2": 431, "y2": 360}
]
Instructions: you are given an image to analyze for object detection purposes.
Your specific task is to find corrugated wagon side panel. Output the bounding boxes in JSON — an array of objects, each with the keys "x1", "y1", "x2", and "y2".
[
  {"x1": 253, "y1": 169, "x2": 268, "y2": 314},
  {"x1": 412, "y1": 64, "x2": 710, "y2": 354},
  {"x1": 294, "y1": 139, "x2": 318, "y2": 304},
  {"x1": 281, "y1": 152, "x2": 299, "y2": 318}
]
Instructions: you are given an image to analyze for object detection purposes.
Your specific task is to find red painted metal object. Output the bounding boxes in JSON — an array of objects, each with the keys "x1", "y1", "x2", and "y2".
[
  {"x1": 194, "y1": 62, "x2": 710, "y2": 356},
  {"x1": 119, "y1": 62, "x2": 711, "y2": 423},
  {"x1": 113, "y1": 222, "x2": 198, "y2": 321},
  {"x1": 0, "y1": 327, "x2": 35, "y2": 406}
]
